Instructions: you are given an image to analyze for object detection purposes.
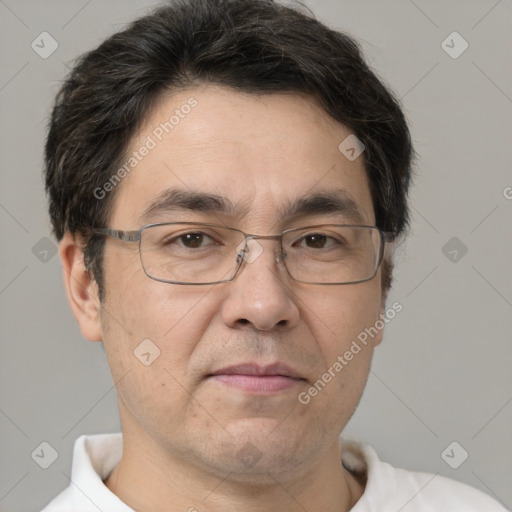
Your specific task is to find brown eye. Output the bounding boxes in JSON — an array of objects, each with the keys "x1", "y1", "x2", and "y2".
[
  {"x1": 162, "y1": 232, "x2": 215, "y2": 249},
  {"x1": 297, "y1": 233, "x2": 338, "y2": 249},
  {"x1": 179, "y1": 233, "x2": 207, "y2": 248}
]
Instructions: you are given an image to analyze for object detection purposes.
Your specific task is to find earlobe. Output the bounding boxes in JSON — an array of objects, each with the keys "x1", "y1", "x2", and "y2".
[{"x1": 59, "y1": 232, "x2": 103, "y2": 342}]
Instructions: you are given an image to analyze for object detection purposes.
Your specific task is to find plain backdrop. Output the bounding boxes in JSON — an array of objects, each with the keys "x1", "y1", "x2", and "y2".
[{"x1": 0, "y1": 1, "x2": 511, "y2": 510}]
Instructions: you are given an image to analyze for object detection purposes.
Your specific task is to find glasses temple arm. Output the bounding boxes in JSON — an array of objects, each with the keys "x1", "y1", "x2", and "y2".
[{"x1": 91, "y1": 228, "x2": 141, "y2": 242}]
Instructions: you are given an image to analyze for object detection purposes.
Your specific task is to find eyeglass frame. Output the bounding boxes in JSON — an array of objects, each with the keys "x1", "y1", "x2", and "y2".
[{"x1": 90, "y1": 221, "x2": 396, "y2": 286}]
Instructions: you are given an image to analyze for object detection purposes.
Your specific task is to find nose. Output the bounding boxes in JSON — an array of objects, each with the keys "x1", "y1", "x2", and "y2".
[{"x1": 220, "y1": 239, "x2": 300, "y2": 331}]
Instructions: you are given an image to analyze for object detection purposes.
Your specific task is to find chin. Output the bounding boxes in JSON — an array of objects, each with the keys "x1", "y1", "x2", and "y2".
[{"x1": 192, "y1": 419, "x2": 316, "y2": 480}]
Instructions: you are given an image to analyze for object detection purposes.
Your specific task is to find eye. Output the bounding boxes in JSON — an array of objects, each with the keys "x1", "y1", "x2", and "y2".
[
  {"x1": 295, "y1": 233, "x2": 340, "y2": 249},
  {"x1": 166, "y1": 232, "x2": 216, "y2": 249}
]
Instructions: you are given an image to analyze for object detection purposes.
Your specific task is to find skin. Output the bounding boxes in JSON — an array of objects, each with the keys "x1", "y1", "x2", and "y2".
[{"x1": 60, "y1": 84, "x2": 386, "y2": 511}]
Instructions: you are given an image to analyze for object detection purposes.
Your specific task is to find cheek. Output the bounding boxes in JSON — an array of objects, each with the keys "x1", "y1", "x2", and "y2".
[
  {"x1": 305, "y1": 279, "x2": 382, "y2": 352},
  {"x1": 99, "y1": 282, "x2": 213, "y2": 438},
  {"x1": 103, "y1": 245, "x2": 216, "y2": 348},
  {"x1": 294, "y1": 283, "x2": 381, "y2": 431},
  {"x1": 301, "y1": 281, "x2": 381, "y2": 385},
  {"x1": 99, "y1": 260, "x2": 223, "y2": 409}
]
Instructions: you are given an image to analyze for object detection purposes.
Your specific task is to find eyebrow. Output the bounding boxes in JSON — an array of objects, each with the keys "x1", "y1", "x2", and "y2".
[{"x1": 138, "y1": 187, "x2": 366, "y2": 225}]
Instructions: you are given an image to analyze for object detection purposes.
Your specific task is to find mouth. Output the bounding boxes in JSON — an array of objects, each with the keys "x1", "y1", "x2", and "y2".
[{"x1": 207, "y1": 363, "x2": 307, "y2": 394}]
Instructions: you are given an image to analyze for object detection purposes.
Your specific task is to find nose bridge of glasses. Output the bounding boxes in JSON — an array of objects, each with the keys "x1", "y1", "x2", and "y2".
[{"x1": 237, "y1": 233, "x2": 285, "y2": 265}]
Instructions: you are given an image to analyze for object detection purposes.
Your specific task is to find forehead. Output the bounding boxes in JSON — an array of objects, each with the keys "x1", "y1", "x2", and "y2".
[{"x1": 109, "y1": 84, "x2": 374, "y2": 228}]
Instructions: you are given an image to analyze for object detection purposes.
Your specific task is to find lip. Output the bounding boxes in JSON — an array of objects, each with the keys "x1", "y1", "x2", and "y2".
[
  {"x1": 210, "y1": 363, "x2": 302, "y2": 378},
  {"x1": 208, "y1": 363, "x2": 306, "y2": 393}
]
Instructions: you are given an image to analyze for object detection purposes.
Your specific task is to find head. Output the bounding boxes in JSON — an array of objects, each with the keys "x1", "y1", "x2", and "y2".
[{"x1": 46, "y1": 0, "x2": 413, "y2": 483}]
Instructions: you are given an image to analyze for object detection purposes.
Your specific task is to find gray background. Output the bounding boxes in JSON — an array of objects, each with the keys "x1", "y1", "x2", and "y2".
[{"x1": 0, "y1": 0, "x2": 511, "y2": 510}]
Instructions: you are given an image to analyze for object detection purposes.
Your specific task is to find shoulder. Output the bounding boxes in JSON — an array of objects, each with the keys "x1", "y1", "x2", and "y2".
[
  {"x1": 40, "y1": 433, "x2": 132, "y2": 512},
  {"x1": 341, "y1": 439, "x2": 508, "y2": 512}
]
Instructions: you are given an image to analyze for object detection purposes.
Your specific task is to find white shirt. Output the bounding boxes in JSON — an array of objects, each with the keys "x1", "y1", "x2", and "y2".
[{"x1": 41, "y1": 433, "x2": 507, "y2": 511}]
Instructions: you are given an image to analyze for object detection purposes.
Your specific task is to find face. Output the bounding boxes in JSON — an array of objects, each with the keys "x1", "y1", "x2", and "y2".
[{"x1": 69, "y1": 85, "x2": 385, "y2": 482}]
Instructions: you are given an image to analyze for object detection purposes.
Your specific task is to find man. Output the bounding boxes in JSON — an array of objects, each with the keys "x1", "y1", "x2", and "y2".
[{"x1": 41, "y1": 0, "x2": 506, "y2": 510}]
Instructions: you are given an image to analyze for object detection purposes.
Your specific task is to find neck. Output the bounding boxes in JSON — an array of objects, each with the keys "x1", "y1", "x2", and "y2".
[{"x1": 104, "y1": 424, "x2": 364, "y2": 511}]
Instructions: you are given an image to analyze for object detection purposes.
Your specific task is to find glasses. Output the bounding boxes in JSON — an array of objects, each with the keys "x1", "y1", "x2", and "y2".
[{"x1": 92, "y1": 222, "x2": 394, "y2": 285}]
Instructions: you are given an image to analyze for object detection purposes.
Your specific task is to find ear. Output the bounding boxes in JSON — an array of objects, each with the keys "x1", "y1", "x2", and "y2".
[{"x1": 59, "y1": 232, "x2": 102, "y2": 342}]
